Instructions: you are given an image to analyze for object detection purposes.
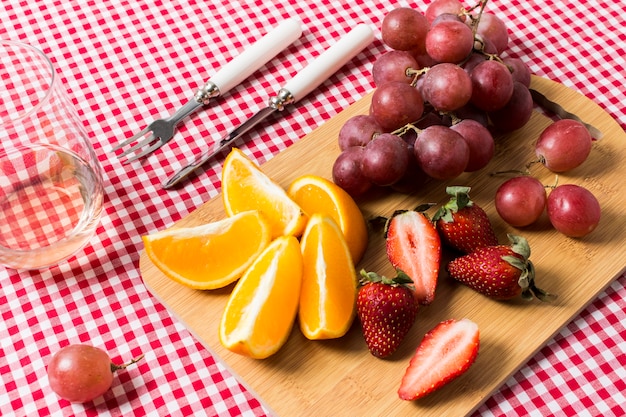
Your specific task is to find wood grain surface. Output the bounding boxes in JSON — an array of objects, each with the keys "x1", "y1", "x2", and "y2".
[{"x1": 140, "y1": 76, "x2": 626, "y2": 416}]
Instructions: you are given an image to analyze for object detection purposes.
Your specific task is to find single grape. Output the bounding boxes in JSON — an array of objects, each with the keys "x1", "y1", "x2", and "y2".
[
  {"x1": 47, "y1": 344, "x2": 144, "y2": 403},
  {"x1": 361, "y1": 133, "x2": 411, "y2": 186},
  {"x1": 470, "y1": 60, "x2": 514, "y2": 111},
  {"x1": 425, "y1": 0, "x2": 465, "y2": 24},
  {"x1": 431, "y1": 12, "x2": 463, "y2": 26},
  {"x1": 381, "y1": 7, "x2": 429, "y2": 53},
  {"x1": 495, "y1": 176, "x2": 547, "y2": 227},
  {"x1": 535, "y1": 119, "x2": 593, "y2": 172},
  {"x1": 425, "y1": 20, "x2": 474, "y2": 63},
  {"x1": 547, "y1": 184, "x2": 601, "y2": 237},
  {"x1": 489, "y1": 81, "x2": 533, "y2": 133},
  {"x1": 413, "y1": 111, "x2": 449, "y2": 130},
  {"x1": 475, "y1": 13, "x2": 509, "y2": 54},
  {"x1": 338, "y1": 114, "x2": 383, "y2": 150},
  {"x1": 370, "y1": 81, "x2": 424, "y2": 132},
  {"x1": 450, "y1": 119, "x2": 495, "y2": 171},
  {"x1": 414, "y1": 125, "x2": 469, "y2": 180},
  {"x1": 503, "y1": 56, "x2": 531, "y2": 87},
  {"x1": 332, "y1": 146, "x2": 372, "y2": 197},
  {"x1": 413, "y1": 51, "x2": 438, "y2": 68},
  {"x1": 422, "y1": 63, "x2": 472, "y2": 112},
  {"x1": 454, "y1": 103, "x2": 489, "y2": 126},
  {"x1": 462, "y1": 53, "x2": 487, "y2": 74},
  {"x1": 390, "y1": 151, "x2": 431, "y2": 193},
  {"x1": 372, "y1": 50, "x2": 419, "y2": 86}
]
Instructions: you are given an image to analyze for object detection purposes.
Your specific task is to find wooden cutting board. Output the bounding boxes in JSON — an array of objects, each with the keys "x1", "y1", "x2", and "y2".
[{"x1": 140, "y1": 76, "x2": 626, "y2": 416}]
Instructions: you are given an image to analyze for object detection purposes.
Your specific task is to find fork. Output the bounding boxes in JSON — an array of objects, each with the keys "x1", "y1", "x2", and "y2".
[{"x1": 112, "y1": 19, "x2": 302, "y2": 163}]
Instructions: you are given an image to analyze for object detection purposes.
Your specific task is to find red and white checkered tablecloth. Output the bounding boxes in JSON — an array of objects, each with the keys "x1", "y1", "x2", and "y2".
[{"x1": 1, "y1": 1, "x2": 624, "y2": 416}]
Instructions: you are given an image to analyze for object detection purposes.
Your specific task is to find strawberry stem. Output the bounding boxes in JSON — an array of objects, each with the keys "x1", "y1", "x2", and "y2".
[{"x1": 359, "y1": 269, "x2": 414, "y2": 289}]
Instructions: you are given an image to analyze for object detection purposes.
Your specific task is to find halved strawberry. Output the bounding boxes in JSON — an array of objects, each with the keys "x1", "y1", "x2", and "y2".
[
  {"x1": 433, "y1": 186, "x2": 498, "y2": 254},
  {"x1": 385, "y1": 209, "x2": 441, "y2": 305},
  {"x1": 398, "y1": 318, "x2": 479, "y2": 401}
]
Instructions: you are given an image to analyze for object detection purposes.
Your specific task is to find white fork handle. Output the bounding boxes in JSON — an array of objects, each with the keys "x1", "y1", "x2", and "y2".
[
  {"x1": 281, "y1": 24, "x2": 374, "y2": 103},
  {"x1": 197, "y1": 19, "x2": 302, "y2": 103}
]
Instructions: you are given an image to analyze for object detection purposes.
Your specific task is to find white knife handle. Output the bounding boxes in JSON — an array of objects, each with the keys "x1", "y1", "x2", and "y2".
[
  {"x1": 281, "y1": 24, "x2": 374, "y2": 103},
  {"x1": 196, "y1": 19, "x2": 302, "y2": 103}
]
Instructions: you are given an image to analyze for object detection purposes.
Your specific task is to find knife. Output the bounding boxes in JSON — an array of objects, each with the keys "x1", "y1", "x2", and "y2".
[{"x1": 163, "y1": 23, "x2": 374, "y2": 189}]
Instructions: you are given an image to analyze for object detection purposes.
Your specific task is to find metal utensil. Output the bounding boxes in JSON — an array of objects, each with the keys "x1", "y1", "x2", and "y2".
[
  {"x1": 163, "y1": 23, "x2": 374, "y2": 188},
  {"x1": 112, "y1": 19, "x2": 302, "y2": 163}
]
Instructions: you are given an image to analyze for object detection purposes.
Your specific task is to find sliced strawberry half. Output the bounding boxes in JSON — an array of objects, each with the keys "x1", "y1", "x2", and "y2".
[
  {"x1": 385, "y1": 209, "x2": 441, "y2": 305},
  {"x1": 398, "y1": 318, "x2": 479, "y2": 401}
]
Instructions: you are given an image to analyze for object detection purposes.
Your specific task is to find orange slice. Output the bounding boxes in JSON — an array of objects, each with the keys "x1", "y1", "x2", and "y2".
[
  {"x1": 219, "y1": 235, "x2": 303, "y2": 359},
  {"x1": 222, "y1": 148, "x2": 307, "y2": 239},
  {"x1": 142, "y1": 210, "x2": 271, "y2": 290},
  {"x1": 298, "y1": 214, "x2": 358, "y2": 340},
  {"x1": 288, "y1": 174, "x2": 368, "y2": 263}
]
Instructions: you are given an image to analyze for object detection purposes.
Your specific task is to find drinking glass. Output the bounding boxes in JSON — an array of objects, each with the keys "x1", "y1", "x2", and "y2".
[{"x1": 0, "y1": 40, "x2": 104, "y2": 269}]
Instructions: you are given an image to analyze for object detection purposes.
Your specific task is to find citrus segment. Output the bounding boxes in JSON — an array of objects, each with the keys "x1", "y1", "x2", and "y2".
[
  {"x1": 142, "y1": 210, "x2": 271, "y2": 290},
  {"x1": 288, "y1": 174, "x2": 368, "y2": 263},
  {"x1": 298, "y1": 214, "x2": 358, "y2": 340},
  {"x1": 219, "y1": 235, "x2": 303, "y2": 359},
  {"x1": 222, "y1": 148, "x2": 307, "y2": 239}
]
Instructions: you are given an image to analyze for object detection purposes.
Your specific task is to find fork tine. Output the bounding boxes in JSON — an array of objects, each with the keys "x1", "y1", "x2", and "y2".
[
  {"x1": 122, "y1": 139, "x2": 164, "y2": 164},
  {"x1": 111, "y1": 126, "x2": 150, "y2": 152},
  {"x1": 117, "y1": 134, "x2": 157, "y2": 158}
]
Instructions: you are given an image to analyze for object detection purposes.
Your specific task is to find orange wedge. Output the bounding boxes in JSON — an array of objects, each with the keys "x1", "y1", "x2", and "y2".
[
  {"x1": 142, "y1": 210, "x2": 271, "y2": 290},
  {"x1": 288, "y1": 174, "x2": 368, "y2": 263},
  {"x1": 219, "y1": 235, "x2": 303, "y2": 359},
  {"x1": 222, "y1": 148, "x2": 307, "y2": 239},
  {"x1": 298, "y1": 214, "x2": 358, "y2": 340}
]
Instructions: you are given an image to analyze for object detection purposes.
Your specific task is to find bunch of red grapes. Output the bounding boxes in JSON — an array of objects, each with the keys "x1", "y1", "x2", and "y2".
[
  {"x1": 332, "y1": 0, "x2": 601, "y2": 237},
  {"x1": 333, "y1": 0, "x2": 533, "y2": 197}
]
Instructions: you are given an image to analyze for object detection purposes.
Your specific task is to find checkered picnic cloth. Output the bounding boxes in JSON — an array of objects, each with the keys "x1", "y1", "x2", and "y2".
[{"x1": 1, "y1": 1, "x2": 624, "y2": 416}]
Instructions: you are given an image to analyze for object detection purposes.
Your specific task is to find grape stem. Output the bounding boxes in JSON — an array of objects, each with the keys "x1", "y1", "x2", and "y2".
[
  {"x1": 111, "y1": 353, "x2": 145, "y2": 373},
  {"x1": 406, "y1": 67, "x2": 428, "y2": 87}
]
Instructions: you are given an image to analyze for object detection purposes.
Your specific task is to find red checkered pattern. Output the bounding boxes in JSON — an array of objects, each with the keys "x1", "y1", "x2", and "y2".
[{"x1": 0, "y1": 1, "x2": 624, "y2": 416}]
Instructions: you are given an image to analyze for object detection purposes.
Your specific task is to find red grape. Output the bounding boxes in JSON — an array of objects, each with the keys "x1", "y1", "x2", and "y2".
[
  {"x1": 332, "y1": 146, "x2": 372, "y2": 197},
  {"x1": 450, "y1": 119, "x2": 495, "y2": 171},
  {"x1": 47, "y1": 344, "x2": 143, "y2": 403},
  {"x1": 535, "y1": 119, "x2": 593, "y2": 172},
  {"x1": 470, "y1": 60, "x2": 515, "y2": 111},
  {"x1": 489, "y1": 81, "x2": 533, "y2": 133},
  {"x1": 414, "y1": 125, "x2": 469, "y2": 180},
  {"x1": 422, "y1": 63, "x2": 472, "y2": 112},
  {"x1": 370, "y1": 81, "x2": 424, "y2": 132},
  {"x1": 475, "y1": 13, "x2": 509, "y2": 54},
  {"x1": 503, "y1": 56, "x2": 531, "y2": 87},
  {"x1": 462, "y1": 53, "x2": 487, "y2": 77},
  {"x1": 338, "y1": 114, "x2": 382, "y2": 150},
  {"x1": 361, "y1": 133, "x2": 411, "y2": 186},
  {"x1": 547, "y1": 184, "x2": 601, "y2": 237},
  {"x1": 495, "y1": 176, "x2": 547, "y2": 227},
  {"x1": 425, "y1": 20, "x2": 474, "y2": 63},
  {"x1": 455, "y1": 103, "x2": 489, "y2": 126},
  {"x1": 425, "y1": 0, "x2": 466, "y2": 24},
  {"x1": 381, "y1": 7, "x2": 429, "y2": 53},
  {"x1": 431, "y1": 13, "x2": 464, "y2": 26},
  {"x1": 372, "y1": 50, "x2": 419, "y2": 86}
]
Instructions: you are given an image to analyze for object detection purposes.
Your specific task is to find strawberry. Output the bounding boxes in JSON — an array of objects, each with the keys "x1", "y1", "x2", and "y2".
[
  {"x1": 398, "y1": 318, "x2": 479, "y2": 401},
  {"x1": 433, "y1": 186, "x2": 498, "y2": 254},
  {"x1": 357, "y1": 270, "x2": 419, "y2": 358},
  {"x1": 447, "y1": 234, "x2": 556, "y2": 301},
  {"x1": 385, "y1": 209, "x2": 441, "y2": 305}
]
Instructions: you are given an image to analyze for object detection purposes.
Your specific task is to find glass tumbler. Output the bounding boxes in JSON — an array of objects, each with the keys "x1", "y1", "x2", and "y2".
[{"x1": 0, "y1": 40, "x2": 104, "y2": 269}]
